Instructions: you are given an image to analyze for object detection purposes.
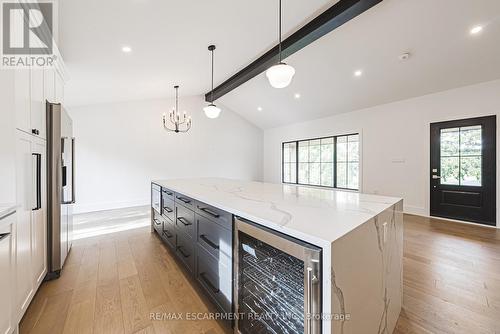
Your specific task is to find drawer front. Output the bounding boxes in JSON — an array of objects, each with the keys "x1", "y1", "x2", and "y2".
[
  {"x1": 161, "y1": 219, "x2": 176, "y2": 249},
  {"x1": 175, "y1": 193, "x2": 195, "y2": 210},
  {"x1": 176, "y1": 232, "x2": 194, "y2": 273},
  {"x1": 197, "y1": 214, "x2": 232, "y2": 260},
  {"x1": 152, "y1": 210, "x2": 163, "y2": 234},
  {"x1": 162, "y1": 187, "x2": 175, "y2": 201},
  {"x1": 196, "y1": 201, "x2": 232, "y2": 230},
  {"x1": 175, "y1": 204, "x2": 195, "y2": 239},
  {"x1": 161, "y1": 197, "x2": 175, "y2": 222},
  {"x1": 196, "y1": 245, "x2": 232, "y2": 313}
]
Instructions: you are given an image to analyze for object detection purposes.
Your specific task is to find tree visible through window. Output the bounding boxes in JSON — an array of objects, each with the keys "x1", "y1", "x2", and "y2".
[{"x1": 282, "y1": 134, "x2": 360, "y2": 190}]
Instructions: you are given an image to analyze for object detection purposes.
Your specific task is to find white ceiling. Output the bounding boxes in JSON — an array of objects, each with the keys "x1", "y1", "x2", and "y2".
[
  {"x1": 219, "y1": 0, "x2": 500, "y2": 129},
  {"x1": 59, "y1": 0, "x2": 333, "y2": 107},
  {"x1": 61, "y1": 0, "x2": 500, "y2": 129}
]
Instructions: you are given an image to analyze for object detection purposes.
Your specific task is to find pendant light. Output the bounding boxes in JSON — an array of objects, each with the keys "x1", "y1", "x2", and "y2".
[
  {"x1": 204, "y1": 45, "x2": 222, "y2": 119},
  {"x1": 163, "y1": 85, "x2": 192, "y2": 133},
  {"x1": 266, "y1": 0, "x2": 295, "y2": 89}
]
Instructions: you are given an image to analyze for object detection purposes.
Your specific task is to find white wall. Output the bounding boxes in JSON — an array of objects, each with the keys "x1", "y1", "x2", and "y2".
[
  {"x1": 70, "y1": 96, "x2": 263, "y2": 213},
  {"x1": 264, "y1": 80, "x2": 500, "y2": 226}
]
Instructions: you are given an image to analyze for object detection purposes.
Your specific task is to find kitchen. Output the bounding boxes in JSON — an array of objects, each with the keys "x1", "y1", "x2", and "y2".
[{"x1": 1, "y1": 0, "x2": 499, "y2": 333}]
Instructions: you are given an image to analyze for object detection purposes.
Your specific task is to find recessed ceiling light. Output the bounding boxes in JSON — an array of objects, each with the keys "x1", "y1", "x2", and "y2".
[
  {"x1": 354, "y1": 70, "x2": 363, "y2": 77},
  {"x1": 257, "y1": 107, "x2": 263, "y2": 111},
  {"x1": 294, "y1": 93, "x2": 301, "y2": 99},
  {"x1": 470, "y1": 25, "x2": 483, "y2": 35},
  {"x1": 122, "y1": 46, "x2": 132, "y2": 53}
]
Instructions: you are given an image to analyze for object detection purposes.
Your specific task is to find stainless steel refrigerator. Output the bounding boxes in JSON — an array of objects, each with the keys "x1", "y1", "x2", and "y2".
[{"x1": 46, "y1": 102, "x2": 75, "y2": 279}]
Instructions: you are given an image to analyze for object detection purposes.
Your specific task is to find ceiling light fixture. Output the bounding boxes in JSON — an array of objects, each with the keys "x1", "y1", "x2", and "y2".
[
  {"x1": 470, "y1": 25, "x2": 483, "y2": 35},
  {"x1": 354, "y1": 70, "x2": 363, "y2": 77},
  {"x1": 294, "y1": 93, "x2": 301, "y2": 99},
  {"x1": 257, "y1": 107, "x2": 263, "y2": 111},
  {"x1": 266, "y1": 0, "x2": 295, "y2": 89},
  {"x1": 163, "y1": 85, "x2": 192, "y2": 133},
  {"x1": 203, "y1": 45, "x2": 222, "y2": 119},
  {"x1": 121, "y1": 46, "x2": 132, "y2": 53}
]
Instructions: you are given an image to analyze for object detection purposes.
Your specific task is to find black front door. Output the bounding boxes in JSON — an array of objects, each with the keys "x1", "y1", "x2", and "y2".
[{"x1": 430, "y1": 116, "x2": 496, "y2": 226}]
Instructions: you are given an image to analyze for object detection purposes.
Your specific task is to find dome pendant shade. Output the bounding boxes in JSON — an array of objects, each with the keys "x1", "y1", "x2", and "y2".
[
  {"x1": 203, "y1": 103, "x2": 221, "y2": 119},
  {"x1": 266, "y1": 62, "x2": 296, "y2": 88}
]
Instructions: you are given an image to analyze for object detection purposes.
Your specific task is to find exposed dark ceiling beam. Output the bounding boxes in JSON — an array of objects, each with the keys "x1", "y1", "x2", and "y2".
[{"x1": 205, "y1": 0, "x2": 382, "y2": 102}]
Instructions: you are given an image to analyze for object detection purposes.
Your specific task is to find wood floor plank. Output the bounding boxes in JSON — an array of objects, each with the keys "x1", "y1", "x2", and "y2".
[
  {"x1": 119, "y1": 275, "x2": 151, "y2": 334},
  {"x1": 93, "y1": 282, "x2": 125, "y2": 334}
]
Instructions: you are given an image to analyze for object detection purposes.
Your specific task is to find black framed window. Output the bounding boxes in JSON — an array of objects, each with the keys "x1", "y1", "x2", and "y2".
[{"x1": 282, "y1": 134, "x2": 359, "y2": 190}]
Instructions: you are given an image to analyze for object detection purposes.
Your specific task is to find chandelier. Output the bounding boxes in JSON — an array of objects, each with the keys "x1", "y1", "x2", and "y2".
[{"x1": 163, "y1": 85, "x2": 192, "y2": 133}]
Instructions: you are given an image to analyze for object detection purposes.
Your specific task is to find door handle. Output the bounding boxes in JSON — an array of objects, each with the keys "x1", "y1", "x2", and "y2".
[
  {"x1": 32, "y1": 153, "x2": 42, "y2": 211},
  {"x1": 432, "y1": 175, "x2": 441, "y2": 179}
]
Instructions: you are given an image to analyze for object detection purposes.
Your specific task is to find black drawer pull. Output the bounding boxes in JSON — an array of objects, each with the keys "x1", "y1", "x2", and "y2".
[
  {"x1": 177, "y1": 196, "x2": 191, "y2": 204},
  {"x1": 153, "y1": 218, "x2": 161, "y2": 226},
  {"x1": 177, "y1": 246, "x2": 190, "y2": 258},
  {"x1": 199, "y1": 207, "x2": 220, "y2": 218},
  {"x1": 163, "y1": 191, "x2": 173, "y2": 196},
  {"x1": 200, "y1": 234, "x2": 219, "y2": 250},
  {"x1": 163, "y1": 206, "x2": 173, "y2": 213},
  {"x1": 163, "y1": 230, "x2": 173, "y2": 238},
  {"x1": 200, "y1": 272, "x2": 219, "y2": 293},
  {"x1": 177, "y1": 217, "x2": 192, "y2": 226}
]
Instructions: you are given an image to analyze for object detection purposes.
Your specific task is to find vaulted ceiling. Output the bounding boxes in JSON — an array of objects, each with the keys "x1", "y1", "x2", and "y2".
[{"x1": 60, "y1": 0, "x2": 500, "y2": 129}]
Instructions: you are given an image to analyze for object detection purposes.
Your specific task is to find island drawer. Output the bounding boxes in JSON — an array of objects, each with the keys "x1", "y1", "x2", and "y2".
[
  {"x1": 196, "y1": 244, "x2": 232, "y2": 313},
  {"x1": 175, "y1": 193, "x2": 195, "y2": 210},
  {"x1": 162, "y1": 197, "x2": 175, "y2": 222},
  {"x1": 161, "y1": 187, "x2": 175, "y2": 201},
  {"x1": 176, "y1": 231, "x2": 194, "y2": 273},
  {"x1": 161, "y1": 219, "x2": 176, "y2": 250},
  {"x1": 175, "y1": 204, "x2": 195, "y2": 238},
  {"x1": 152, "y1": 210, "x2": 163, "y2": 234},
  {"x1": 195, "y1": 201, "x2": 232, "y2": 230},
  {"x1": 196, "y1": 214, "x2": 232, "y2": 260}
]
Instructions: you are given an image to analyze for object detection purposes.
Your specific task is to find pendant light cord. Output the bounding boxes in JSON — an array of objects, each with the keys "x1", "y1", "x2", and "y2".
[
  {"x1": 278, "y1": 0, "x2": 282, "y2": 63},
  {"x1": 211, "y1": 48, "x2": 214, "y2": 103},
  {"x1": 175, "y1": 86, "x2": 178, "y2": 112}
]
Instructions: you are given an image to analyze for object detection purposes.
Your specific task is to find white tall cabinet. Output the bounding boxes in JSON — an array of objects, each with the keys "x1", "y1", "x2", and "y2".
[{"x1": 9, "y1": 65, "x2": 64, "y2": 331}]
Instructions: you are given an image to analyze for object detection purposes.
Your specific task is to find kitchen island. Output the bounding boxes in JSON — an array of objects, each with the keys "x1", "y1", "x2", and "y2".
[{"x1": 151, "y1": 178, "x2": 403, "y2": 334}]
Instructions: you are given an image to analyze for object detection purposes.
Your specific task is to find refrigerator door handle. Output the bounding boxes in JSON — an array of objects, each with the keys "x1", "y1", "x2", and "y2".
[
  {"x1": 70, "y1": 137, "x2": 75, "y2": 204},
  {"x1": 61, "y1": 137, "x2": 76, "y2": 204},
  {"x1": 32, "y1": 153, "x2": 42, "y2": 211}
]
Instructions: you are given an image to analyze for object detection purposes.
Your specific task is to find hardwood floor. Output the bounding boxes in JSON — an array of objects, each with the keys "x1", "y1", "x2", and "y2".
[{"x1": 19, "y1": 208, "x2": 500, "y2": 334}]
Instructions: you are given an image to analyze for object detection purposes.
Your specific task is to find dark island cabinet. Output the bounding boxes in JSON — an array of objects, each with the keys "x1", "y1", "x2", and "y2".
[{"x1": 151, "y1": 183, "x2": 233, "y2": 315}]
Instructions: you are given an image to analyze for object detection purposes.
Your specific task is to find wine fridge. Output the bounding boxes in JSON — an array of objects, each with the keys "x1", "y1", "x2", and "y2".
[{"x1": 234, "y1": 217, "x2": 322, "y2": 334}]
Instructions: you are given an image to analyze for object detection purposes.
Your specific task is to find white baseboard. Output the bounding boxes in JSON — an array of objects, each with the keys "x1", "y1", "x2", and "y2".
[
  {"x1": 73, "y1": 199, "x2": 149, "y2": 214},
  {"x1": 403, "y1": 205, "x2": 427, "y2": 216}
]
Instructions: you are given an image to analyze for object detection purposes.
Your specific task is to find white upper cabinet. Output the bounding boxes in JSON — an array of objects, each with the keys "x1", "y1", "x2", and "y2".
[
  {"x1": 14, "y1": 69, "x2": 31, "y2": 135},
  {"x1": 30, "y1": 68, "x2": 46, "y2": 139}
]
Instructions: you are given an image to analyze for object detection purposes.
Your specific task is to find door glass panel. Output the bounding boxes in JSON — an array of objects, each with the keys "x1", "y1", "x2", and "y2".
[
  {"x1": 460, "y1": 156, "x2": 482, "y2": 186},
  {"x1": 440, "y1": 125, "x2": 482, "y2": 186},
  {"x1": 441, "y1": 157, "x2": 460, "y2": 185},
  {"x1": 440, "y1": 128, "x2": 459, "y2": 156},
  {"x1": 460, "y1": 126, "x2": 481, "y2": 156},
  {"x1": 309, "y1": 163, "x2": 320, "y2": 185},
  {"x1": 320, "y1": 163, "x2": 333, "y2": 187}
]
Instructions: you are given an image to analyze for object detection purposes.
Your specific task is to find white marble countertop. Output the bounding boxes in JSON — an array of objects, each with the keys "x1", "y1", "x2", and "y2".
[{"x1": 153, "y1": 178, "x2": 402, "y2": 247}]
